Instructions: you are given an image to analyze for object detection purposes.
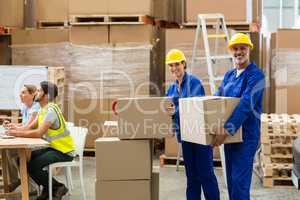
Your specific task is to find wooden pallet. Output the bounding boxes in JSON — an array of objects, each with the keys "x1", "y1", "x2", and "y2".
[
  {"x1": 262, "y1": 163, "x2": 293, "y2": 177},
  {"x1": 262, "y1": 143, "x2": 293, "y2": 155},
  {"x1": 262, "y1": 177, "x2": 294, "y2": 188},
  {"x1": 0, "y1": 110, "x2": 21, "y2": 124},
  {"x1": 84, "y1": 148, "x2": 96, "y2": 157},
  {"x1": 159, "y1": 154, "x2": 222, "y2": 168},
  {"x1": 261, "y1": 113, "x2": 300, "y2": 133},
  {"x1": 261, "y1": 114, "x2": 300, "y2": 145},
  {"x1": 47, "y1": 67, "x2": 65, "y2": 109},
  {"x1": 0, "y1": 26, "x2": 12, "y2": 35},
  {"x1": 260, "y1": 153, "x2": 293, "y2": 164},
  {"x1": 70, "y1": 14, "x2": 153, "y2": 25},
  {"x1": 37, "y1": 21, "x2": 69, "y2": 28}
]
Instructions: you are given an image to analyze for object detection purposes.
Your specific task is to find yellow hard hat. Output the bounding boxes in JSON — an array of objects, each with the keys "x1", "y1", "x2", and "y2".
[
  {"x1": 166, "y1": 49, "x2": 186, "y2": 65},
  {"x1": 228, "y1": 33, "x2": 253, "y2": 50}
]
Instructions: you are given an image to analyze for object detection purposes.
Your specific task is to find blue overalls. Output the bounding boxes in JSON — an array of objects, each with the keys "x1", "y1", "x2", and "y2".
[
  {"x1": 215, "y1": 62, "x2": 265, "y2": 200},
  {"x1": 166, "y1": 72, "x2": 220, "y2": 200}
]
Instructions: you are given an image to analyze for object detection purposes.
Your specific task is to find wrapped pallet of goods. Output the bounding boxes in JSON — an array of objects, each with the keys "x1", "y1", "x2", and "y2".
[{"x1": 270, "y1": 29, "x2": 300, "y2": 114}]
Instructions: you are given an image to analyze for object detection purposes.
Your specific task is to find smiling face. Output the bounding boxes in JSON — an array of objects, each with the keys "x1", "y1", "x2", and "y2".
[
  {"x1": 229, "y1": 44, "x2": 250, "y2": 69},
  {"x1": 168, "y1": 61, "x2": 185, "y2": 80}
]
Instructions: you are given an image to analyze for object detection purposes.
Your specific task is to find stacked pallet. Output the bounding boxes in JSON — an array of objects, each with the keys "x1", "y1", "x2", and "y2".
[
  {"x1": 0, "y1": 110, "x2": 21, "y2": 124},
  {"x1": 260, "y1": 113, "x2": 300, "y2": 188},
  {"x1": 48, "y1": 67, "x2": 65, "y2": 109}
]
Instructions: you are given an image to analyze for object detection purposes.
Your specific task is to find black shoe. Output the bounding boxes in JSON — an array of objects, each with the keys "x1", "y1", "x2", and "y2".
[
  {"x1": 36, "y1": 189, "x2": 49, "y2": 200},
  {"x1": 53, "y1": 185, "x2": 68, "y2": 200}
]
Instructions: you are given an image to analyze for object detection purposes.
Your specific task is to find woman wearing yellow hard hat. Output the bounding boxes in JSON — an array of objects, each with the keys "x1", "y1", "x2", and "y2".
[
  {"x1": 213, "y1": 33, "x2": 265, "y2": 200},
  {"x1": 165, "y1": 49, "x2": 220, "y2": 200}
]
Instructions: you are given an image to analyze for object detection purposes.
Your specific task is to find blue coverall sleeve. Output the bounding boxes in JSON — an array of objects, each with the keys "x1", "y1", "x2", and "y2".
[{"x1": 224, "y1": 71, "x2": 265, "y2": 135}]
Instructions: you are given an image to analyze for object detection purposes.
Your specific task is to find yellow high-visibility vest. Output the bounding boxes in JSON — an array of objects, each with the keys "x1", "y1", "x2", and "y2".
[{"x1": 38, "y1": 102, "x2": 74, "y2": 153}]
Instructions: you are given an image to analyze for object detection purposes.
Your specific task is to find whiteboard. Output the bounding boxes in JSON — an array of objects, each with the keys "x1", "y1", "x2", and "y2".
[{"x1": 0, "y1": 66, "x2": 48, "y2": 110}]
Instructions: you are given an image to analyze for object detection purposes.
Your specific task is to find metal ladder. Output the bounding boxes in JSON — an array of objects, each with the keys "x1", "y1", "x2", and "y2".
[{"x1": 190, "y1": 13, "x2": 234, "y2": 188}]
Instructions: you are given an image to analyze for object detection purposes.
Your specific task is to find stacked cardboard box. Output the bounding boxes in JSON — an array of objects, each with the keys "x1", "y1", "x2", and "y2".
[
  {"x1": 152, "y1": 0, "x2": 262, "y2": 25},
  {"x1": 69, "y1": 0, "x2": 153, "y2": 16},
  {"x1": 36, "y1": 0, "x2": 69, "y2": 26},
  {"x1": 95, "y1": 97, "x2": 169, "y2": 199},
  {"x1": 0, "y1": 0, "x2": 24, "y2": 27},
  {"x1": 270, "y1": 29, "x2": 300, "y2": 114},
  {"x1": 260, "y1": 113, "x2": 300, "y2": 188},
  {"x1": 95, "y1": 138, "x2": 152, "y2": 200}
]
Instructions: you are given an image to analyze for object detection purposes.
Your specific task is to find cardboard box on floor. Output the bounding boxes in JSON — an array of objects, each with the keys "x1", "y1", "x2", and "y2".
[
  {"x1": 36, "y1": 0, "x2": 68, "y2": 22},
  {"x1": 165, "y1": 136, "x2": 179, "y2": 157},
  {"x1": 179, "y1": 96, "x2": 243, "y2": 145},
  {"x1": 95, "y1": 180, "x2": 151, "y2": 200},
  {"x1": 116, "y1": 97, "x2": 173, "y2": 139},
  {"x1": 164, "y1": 135, "x2": 221, "y2": 159},
  {"x1": 152, "y1": 166, "x2": 160, "y2": 200},
  {"x1": 95, "y1": 138, "x2": 151, "y2": 181}
]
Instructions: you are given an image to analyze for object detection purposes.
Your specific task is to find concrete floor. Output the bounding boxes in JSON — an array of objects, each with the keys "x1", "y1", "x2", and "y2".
[{"x1": 55, "y1": 157, "x2": 300, "y2": 200}]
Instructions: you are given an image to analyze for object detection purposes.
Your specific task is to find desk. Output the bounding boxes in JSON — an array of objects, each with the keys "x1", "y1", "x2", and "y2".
[{"x1": 0, "y1": 138, "x2": 48, "y2": 200}]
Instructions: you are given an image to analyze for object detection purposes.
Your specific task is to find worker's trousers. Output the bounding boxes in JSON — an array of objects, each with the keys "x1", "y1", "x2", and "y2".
[
  {"x1": 224, "y1": 139, "x2": 258, "y2": 200},
  {"x1": 27, "y1": 148, "x2": 73, "y2": 191},
  {"x1": 182, "y1": 141, "x2": 220, "y2": 200}
]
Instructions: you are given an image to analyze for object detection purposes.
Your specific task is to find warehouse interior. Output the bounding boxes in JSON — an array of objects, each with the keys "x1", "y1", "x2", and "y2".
[{"x1": 0, "y1": 0, "x2": 300, "y2": 200}]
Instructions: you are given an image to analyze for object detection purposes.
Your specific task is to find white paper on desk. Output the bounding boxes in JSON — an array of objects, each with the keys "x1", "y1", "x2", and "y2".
[{"x1": 0, "y1": 65, "x2": 48, "y2": 110}]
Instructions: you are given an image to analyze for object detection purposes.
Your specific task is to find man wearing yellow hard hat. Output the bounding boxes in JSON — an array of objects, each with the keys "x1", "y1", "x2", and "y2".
[
  {"x1": 213, "y1": 33, "x2": 265, "y2": 200},
  {"x1": 165, "y1": 49, "x2": 220, "y2": 200}
]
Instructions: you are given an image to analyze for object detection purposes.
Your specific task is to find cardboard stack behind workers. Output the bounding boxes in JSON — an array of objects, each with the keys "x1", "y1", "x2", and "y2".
[
  {"x1": 95, "y1": 97, "x2": 172, "y2": 200},
  {"x1": 179, "y1": 96, "x2": 243, "y2": 145}
]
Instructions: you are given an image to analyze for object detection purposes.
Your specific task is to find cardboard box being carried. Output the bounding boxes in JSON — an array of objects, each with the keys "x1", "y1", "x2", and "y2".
[
  {"x1": 179, "y1": 96, "x2": 243, "y2": 145},
  {"x1": 115, "y1": 97, "x2": 173, "y2": 139},
  {"x1": 95, "y1": 180, "x2": 151, "y2": 200},
  {"x1": 95, "y1": 137, "x2": 151, "y2": 181}
]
